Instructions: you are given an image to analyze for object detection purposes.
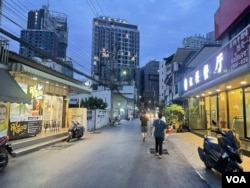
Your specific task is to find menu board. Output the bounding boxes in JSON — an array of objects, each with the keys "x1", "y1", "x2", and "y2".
[{"x1": 8, "y1": 116, "x2": 42, "y2": 140}]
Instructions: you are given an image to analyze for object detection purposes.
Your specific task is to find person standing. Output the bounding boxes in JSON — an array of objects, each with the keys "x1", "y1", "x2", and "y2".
[
  {"x1": 152, "y1": 112, "x2": 167, "y2": 159},
  {"x1": 140, "y1": 112, "x2": 149, "y2": 141}
]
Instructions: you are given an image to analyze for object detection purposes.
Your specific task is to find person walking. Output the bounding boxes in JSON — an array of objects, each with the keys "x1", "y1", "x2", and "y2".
[
  {"x1": 139, "y1": 112, "x2": 149, "y2": 141},
  {"x1": 161, "y1": 115, "x2": 167, "y2": 143},
  {"x1": 152, "y1": 112, "x2": 167, "y2": 159}
]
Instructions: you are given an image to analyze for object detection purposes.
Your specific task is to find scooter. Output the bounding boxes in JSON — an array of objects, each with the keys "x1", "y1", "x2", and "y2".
[
  {"x1": 0, "y1": 136, "x2": 13, "y2": 172},
  {"x1": 197, "y1": 120, "x2": 243, "y2": 172},
  {"x1": 66, "y1": 121, "x2": 85, "y2": 142}
]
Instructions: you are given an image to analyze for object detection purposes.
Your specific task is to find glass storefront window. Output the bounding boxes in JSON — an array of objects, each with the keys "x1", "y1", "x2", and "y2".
[
  {"x1": 244, "y1": 87, "x2": 250, "y2": 138},
  {"x1": 218, "y1": 92, "x2": 228, "y2": 128},
  {"x1": 228, "y1": 88, "x2": 244, "y2": 137},
  {"x1": 188, "y1": 97, "x2": 206, "y2": 129},
  {"x1": 210, "y1": 95, "x2": 217, "y2": 125}
]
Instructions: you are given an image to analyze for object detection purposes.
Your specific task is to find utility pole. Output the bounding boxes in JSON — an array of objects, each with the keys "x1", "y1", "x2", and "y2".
[{"x1": 110, "y1": 51, "x2": 115, "y2": 125}]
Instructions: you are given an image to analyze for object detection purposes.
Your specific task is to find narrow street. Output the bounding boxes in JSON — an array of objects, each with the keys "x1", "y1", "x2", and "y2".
[{"x1": 1, "y1": 119, "x2": 221, "y2": 188}]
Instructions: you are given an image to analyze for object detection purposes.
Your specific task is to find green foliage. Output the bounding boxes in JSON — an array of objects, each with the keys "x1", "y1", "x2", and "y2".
[
  {"x1": 162, "y1": 104, "x2": 185, "y2": 123},
  {"x1": 80, "y1": 96, "x2": 108, "y2": 109}
]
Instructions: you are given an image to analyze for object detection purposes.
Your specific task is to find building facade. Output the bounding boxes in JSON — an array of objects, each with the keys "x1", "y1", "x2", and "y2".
[
  {"x1": 137, "y1": 60, "x2": 159, "y2": 114},
  {"x1": 182, "y1": 31, "x2": 219, "y2": 48},
  {"x1": 19, "y1": 5, "x2": 68, "y2": 59},
  {"x1": 174, "y1": 0, "x2": 250, "y2": 140},
  {"x1": 91, "y1": 16, "x2": 140, "y2": 88}
]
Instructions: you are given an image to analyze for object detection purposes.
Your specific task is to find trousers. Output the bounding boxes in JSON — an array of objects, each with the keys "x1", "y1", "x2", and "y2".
[{"x1": 155, "y1": 137, "x2": 163, "y2": 155}]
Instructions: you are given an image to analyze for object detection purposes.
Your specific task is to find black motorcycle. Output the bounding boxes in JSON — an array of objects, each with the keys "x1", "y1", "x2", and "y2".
[
  {"x1": 0, "y1": 136, "x2": 13, "y2": 172},
  {"x1": 66, "y1": 121, "x2": 85, "y2": 142},
  {"x1": 198, "y1": 121, "x2": 243, "y2": 172}
]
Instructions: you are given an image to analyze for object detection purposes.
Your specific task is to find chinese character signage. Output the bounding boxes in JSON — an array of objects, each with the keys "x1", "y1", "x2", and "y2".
[{"x1": 184, "y1": 24, "x2": 250, "y2": 92}]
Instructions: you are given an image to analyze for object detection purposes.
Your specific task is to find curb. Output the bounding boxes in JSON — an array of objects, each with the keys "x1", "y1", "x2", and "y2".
[{"x1": 11, "y1": 137, "x2": 67, "y2": 157}]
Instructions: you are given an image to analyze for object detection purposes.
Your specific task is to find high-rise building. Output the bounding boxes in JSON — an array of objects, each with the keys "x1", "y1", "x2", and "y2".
[
  {"x1": 91, "y1": 16, "x2": 140, "y2": 89},
  {"x1": 19, "y1": 5, "x2": 68, "y2": 59},
  {"x1": 182, "y1": 31, "x2": 220, "y2": 49}
]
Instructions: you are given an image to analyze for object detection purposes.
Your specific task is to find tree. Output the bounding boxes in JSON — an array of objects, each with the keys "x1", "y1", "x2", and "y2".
[
  {"x1": 80, "y1": 96, "x2": 108, "y2": 109},
  {"x1": 162, "y1": 104, "x2": 185, "y2": 124}
]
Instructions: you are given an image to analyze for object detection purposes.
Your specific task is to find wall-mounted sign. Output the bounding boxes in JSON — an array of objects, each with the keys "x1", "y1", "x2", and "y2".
[
  {"x1": 184, "y1": 23, "x2": 250, "y2": 92},
  {"x1": 29, "y1": 84, "x2": 44, "y2": 99}
]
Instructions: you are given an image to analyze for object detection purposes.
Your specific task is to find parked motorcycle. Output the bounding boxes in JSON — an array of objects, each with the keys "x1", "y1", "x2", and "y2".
[
  {"x1": 66, "y1": 121, "x2": 85, "y2": 142},
  {"x1": 0, "y1": 136, "x2": 13, "y2": 172},
  {"x1": 198, "y1": 120, "x2": 243, "y2": 172}
]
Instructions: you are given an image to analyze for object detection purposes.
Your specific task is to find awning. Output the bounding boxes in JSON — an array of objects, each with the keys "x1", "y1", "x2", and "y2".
[
  {"x1": 11, "y1": 63, "x2": 91, "y2": 94},
  {"x1": 0, "y1": 65, "x2": 31, "y2": 104}
]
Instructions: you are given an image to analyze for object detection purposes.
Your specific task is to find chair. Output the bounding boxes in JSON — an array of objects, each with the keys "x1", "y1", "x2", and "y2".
[{"x1": 43, "y1": 120, "x2": 50, "y2": 132}]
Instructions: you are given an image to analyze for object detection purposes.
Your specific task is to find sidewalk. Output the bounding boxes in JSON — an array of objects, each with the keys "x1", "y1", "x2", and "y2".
[{"x1": 167, "y1": 132, "x2": 250, "y2": 172}]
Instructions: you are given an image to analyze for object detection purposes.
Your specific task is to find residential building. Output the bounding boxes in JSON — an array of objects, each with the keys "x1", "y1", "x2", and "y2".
[
  {"x1": 182, "y1": 31, "x2": 219, "y2": 48},
  {"x1": 91, "y1": 16, "x2": 140, "y2": 88},
  {"x1": 19, "y1": 5, "x2": 72, "y2": 77},
  {"x1": 20, "y1": 5, "x2": 68, "y2": 59},
  {"x1": 137, "y1": 60, "x2": 159, "y2": 114},
  {"x1": 159, "y1": 54, "x2": 174, "y2": 104},
  {"x1": 91, "y1": 16, "x2": 139, "y2": 119}
]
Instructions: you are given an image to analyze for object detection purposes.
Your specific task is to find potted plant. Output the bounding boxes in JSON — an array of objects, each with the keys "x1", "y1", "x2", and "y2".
[{"x1": 162, "y1": 104, "x2": 185, "y2": 130}]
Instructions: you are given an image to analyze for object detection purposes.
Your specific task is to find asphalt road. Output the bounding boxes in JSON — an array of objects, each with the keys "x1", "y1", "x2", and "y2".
[{"x1": 0, "y1": 119, "x2": 221, "y2": 188}]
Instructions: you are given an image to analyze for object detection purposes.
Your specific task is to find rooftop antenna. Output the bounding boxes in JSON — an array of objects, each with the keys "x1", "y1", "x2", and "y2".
[{"x1": 47, "y1": 0, "x2": 49, "y2": 8}]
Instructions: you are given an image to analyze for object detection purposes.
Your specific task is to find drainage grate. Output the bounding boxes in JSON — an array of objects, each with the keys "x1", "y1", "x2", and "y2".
[
  {"x1": 46, "y1": 144, "x2": 73, "y2": 150},
  {"x1": 91, "y1": 131, "x2": 102, "y2": 134},
  {"x1": 149, "y1": 148, "x2": 169, "y2": 155}
]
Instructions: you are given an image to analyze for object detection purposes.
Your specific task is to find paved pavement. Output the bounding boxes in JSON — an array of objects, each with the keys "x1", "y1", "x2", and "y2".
[
  {"x1": 167, "y1": 131, "x2": 250, "y2": 173},
  {"x1": 9, "y1": 119, "x2": 250, "y2": 174}
]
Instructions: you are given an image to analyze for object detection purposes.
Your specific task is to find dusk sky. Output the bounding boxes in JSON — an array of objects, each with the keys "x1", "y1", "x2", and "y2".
[{"x1": 1, "y1": 0, "x2": 219, "y2": 75}]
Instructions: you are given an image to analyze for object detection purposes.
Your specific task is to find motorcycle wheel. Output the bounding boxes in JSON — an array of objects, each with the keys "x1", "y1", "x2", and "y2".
[
  {"x1": 203, "y1": 150, "x2": 212, "y2": 169},
  {"x1": 225, "y1": 162, "x2": 243, "y2": 172},
  {"x1": 66, "y1": 132, "x2": 72, "y2": 142},
  {"x1": 77, "y1": 132, "x2": 83, "y2": 139},
  {"x1": 0, "y1": 147, "x2": 9, "y2": 172},
  {"x1": 77, "y1": 135, "x2": 82, "y2": 139}
]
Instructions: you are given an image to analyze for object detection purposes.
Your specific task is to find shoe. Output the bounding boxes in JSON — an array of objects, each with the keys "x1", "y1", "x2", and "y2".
[
  {"x1": 143, "y1": 137, "x2": 145, "y2": 141},
  {"x1": 158, "y1": 155, "x2": 162, "y2": 159},
  {"x1": 155, "y1": 153, "x2": 159, "y2": 156}
]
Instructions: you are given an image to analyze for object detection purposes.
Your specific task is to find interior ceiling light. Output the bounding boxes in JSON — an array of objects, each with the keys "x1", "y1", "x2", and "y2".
[
  {"x1": 216, "y1": 89, "x2": 221, "y2": 92},
  {"x1": 240, "y1": 81, "x2": 247, "y2": 84},
  {"x1": 226, "y1": 85, "x2": 232, "y2": 89}
]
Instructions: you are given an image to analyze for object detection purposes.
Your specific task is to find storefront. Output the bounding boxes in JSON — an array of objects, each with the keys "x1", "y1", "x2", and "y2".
[
  {"x1": 182, "y1": 24, "x2": 250, "y2": 139},
  {"x1": 2, "y1": 60, "x2": 91, "y2": 140}
]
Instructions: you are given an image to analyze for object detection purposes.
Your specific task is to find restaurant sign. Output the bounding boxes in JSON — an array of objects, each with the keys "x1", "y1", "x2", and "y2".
[{"x1": 184, "y1": 24, "x2": 250, "y2": 92}]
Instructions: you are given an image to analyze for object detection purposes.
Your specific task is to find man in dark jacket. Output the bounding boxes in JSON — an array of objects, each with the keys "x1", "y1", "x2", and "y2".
[{"x1": 152, "y1": 112, "x2": 167, "y2": 159}]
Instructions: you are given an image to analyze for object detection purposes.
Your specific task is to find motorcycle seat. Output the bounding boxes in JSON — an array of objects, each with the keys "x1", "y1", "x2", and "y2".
[
  {"x1": 205, "y1": 136, "x2": 220, "y2": 152},
  {"x1": 205, "y1": 136, "x2": 217, "y2": 143}
]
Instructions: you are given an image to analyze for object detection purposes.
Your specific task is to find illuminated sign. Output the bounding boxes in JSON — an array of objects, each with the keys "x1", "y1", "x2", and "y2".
[
  {"x1": 29, "y1": 84, "x2": 44, "y2": 99},
  {"x1": 183, "y1": 23, "x2": 250, "y2": 92}
]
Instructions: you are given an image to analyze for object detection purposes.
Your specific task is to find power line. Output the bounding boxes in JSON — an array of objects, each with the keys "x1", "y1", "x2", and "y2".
[{"x1": 1, "y1": 1, "x2": 92, "y2": 75}]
